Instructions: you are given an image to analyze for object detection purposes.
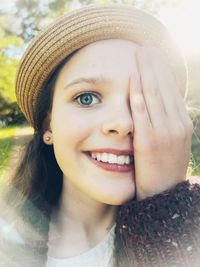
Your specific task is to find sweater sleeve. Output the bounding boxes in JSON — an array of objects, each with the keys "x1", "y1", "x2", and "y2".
[{"x1": 115, "y1": 177, "x2": 200, "y2": 267}]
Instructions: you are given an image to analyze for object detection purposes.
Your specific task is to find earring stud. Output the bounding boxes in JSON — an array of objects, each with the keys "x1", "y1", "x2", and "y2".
[{"x1": 45, "y1": 136, "x2": 51, "y2": 141}]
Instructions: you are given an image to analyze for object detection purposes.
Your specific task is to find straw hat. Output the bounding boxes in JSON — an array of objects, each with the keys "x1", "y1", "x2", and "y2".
[{"x1": 15, "y1": 3, "x2": 187, "y2": 128}]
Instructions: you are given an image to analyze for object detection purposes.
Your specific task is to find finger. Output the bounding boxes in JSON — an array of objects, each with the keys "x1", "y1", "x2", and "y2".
[
  {"x1": 135, "y1": 46, "x2": 167, "y2": 130},
  {"x1": 129, "y1": 71, "x2": 152, "y2": 135},
  {"x1": 146, "y1": 43, "x2": 193, "y2": 130}
]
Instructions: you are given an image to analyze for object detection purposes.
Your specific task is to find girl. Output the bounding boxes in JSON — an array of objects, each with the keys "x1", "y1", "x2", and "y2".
[{"x1": 1, "y1": 3, "x2": 200, "y2": 267}]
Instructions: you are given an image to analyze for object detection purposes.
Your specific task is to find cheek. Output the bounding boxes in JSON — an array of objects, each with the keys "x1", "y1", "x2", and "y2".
[{"x1": 51, "y1": 107, "x2": 98, "y2": 146}]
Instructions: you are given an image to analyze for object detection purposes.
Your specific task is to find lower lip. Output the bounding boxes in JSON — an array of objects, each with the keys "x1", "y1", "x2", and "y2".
[{"x1": 85, "y1": 153, "x2": 134, "y2": 173}]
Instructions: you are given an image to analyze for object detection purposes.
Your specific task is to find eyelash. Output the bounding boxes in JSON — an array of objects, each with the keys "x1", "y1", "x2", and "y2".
[{"x1": 74, "y1": 91, "x2": 101, "y2": 107}]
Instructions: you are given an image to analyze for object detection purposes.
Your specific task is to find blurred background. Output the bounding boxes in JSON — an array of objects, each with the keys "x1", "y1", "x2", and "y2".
[{"x1": 0, "y1": 0, "x2": 200, "y2": 188}]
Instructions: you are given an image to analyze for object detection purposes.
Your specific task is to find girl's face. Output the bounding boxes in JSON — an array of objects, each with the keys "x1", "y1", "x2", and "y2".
[{"x1": 45, "y1": 39, "x2": 139, "y2": 205}]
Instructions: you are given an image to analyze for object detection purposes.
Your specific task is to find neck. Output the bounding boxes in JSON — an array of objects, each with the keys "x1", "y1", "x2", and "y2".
[{"x1": 51, "y1": 177, "x2": 117, "y2": 236}]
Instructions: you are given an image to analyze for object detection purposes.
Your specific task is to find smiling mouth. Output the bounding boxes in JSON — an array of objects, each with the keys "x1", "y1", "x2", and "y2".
[{"x1": 84, "y1": 152, "x2": 134, "y2": 173}]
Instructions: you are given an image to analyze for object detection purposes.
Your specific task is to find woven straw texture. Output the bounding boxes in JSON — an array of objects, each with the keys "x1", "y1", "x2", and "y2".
[{"x1": 15, "y1": 3, "x2": 187, "y2": 127}]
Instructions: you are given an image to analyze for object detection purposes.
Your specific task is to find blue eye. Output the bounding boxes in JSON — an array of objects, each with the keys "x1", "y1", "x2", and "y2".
[{"x1": 75, "y1": 92, "x2": 100, "y2": 107}]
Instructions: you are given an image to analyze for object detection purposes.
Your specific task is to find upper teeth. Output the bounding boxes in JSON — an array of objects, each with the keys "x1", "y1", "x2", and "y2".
[{"x1": 90, "y1": 152, "x2": 133, "y2": 165}]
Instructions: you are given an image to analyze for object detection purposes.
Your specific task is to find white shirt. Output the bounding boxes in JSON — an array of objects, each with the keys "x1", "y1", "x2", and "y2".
[{"x1": 46, "y1": 223, "x2": 116, "y2": 267}]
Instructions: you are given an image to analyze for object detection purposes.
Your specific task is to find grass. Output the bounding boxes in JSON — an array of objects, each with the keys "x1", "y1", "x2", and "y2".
[
  {"x1": 0, "y1": 125, "x2": 17, "y2": 187},
  {"x1": 190, "y1": 112, "x2": 200, "y2": 176}
]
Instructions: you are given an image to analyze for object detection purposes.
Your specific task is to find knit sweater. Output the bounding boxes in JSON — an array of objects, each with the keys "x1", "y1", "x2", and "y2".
[
  {"x1": 0, "y1": 177, "x2": 200, "y2": 267},
  {"x1": 115, "y1": 176, "x2": 200, "y2": 267}
]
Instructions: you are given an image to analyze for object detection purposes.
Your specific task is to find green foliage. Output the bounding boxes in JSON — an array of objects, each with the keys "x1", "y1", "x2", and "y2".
[
  {"x1": 0, "y1": 126, "x2": 16, "y2": 187},
  {"x1": 0, "y1": 101, "x2": 26, "y2": 127},
  {"x1": 190, "y1": 111, "x2": 200, "y2": 176},
  {"x1": 0, "y1": 15, "x2": 23, "y2": 102},
  {"x1": 186, "y1": 107, "x2": 200, "y2": 177},
  {"x1": 48, "y1": 0, "x2": 70, "y2": 17},
  {"x1": 0, "y1": 15, "x2": 23, "y2": 49},
  {"x1": 15, "y1": 0, "x2": 50, "y2": 41},
  {"x1": 0, "y1": 55, "x2": 19, "y2": 102}
]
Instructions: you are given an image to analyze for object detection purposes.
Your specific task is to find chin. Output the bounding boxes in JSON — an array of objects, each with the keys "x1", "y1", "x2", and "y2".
[{"x1": 98, "y1": 190, "x2": 135, "y2": 206}]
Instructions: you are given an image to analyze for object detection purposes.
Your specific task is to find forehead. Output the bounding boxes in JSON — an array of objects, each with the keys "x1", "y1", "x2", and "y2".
[{"x1": 56, "y1": 39, "x2": 140, "y2": 87}]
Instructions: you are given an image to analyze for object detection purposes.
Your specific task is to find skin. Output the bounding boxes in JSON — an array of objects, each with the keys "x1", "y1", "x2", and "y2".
[
  {"x1": 43, "y1": 39, "x2": 193, "y2": 257},
  {"x1": 131, "y1": 43, "x2": 193, "y2": 200}
]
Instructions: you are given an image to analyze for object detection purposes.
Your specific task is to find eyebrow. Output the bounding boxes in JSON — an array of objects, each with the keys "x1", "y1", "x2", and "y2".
[{"x1": 63, "y1": 75, "x2": 112, "y2": 90}]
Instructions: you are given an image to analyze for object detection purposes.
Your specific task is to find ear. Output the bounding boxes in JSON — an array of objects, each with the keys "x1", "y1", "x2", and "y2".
[{"x1": 42, "y1": 113, "x2": 53, "y2": 145}]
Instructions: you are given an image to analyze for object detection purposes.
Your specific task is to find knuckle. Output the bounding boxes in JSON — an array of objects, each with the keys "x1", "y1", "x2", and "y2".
[{"x1": 133, "y1": 95, "x2": 146, "y2": 112}]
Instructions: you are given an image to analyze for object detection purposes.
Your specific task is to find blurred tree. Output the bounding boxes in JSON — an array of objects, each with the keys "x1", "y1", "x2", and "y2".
[
  {"x1": 0, "y1": 15, "x2": 23, "y2": 102},
  {"x1": 15, "y1": 0, "x2": 50, "y2": 42},
  {"x1": 0, "y1": 91, "x2": 26, "y2": 127},
  {"x1": 14, "y1": 0, "x2": 183, "y2": 43},
  {"x1": 15, "y1": 0, "x2": 71, "y2": 42}
]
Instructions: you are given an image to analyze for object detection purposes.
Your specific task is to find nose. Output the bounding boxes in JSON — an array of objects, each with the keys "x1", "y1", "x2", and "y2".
[{"x1": 101, "y1": 102, "x2": 134, "y2": 138}]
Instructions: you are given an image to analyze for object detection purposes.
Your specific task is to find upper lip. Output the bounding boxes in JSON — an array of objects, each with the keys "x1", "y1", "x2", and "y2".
[{"x1": 86, "y1": 148, "x2": 133, "y2": 156}]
